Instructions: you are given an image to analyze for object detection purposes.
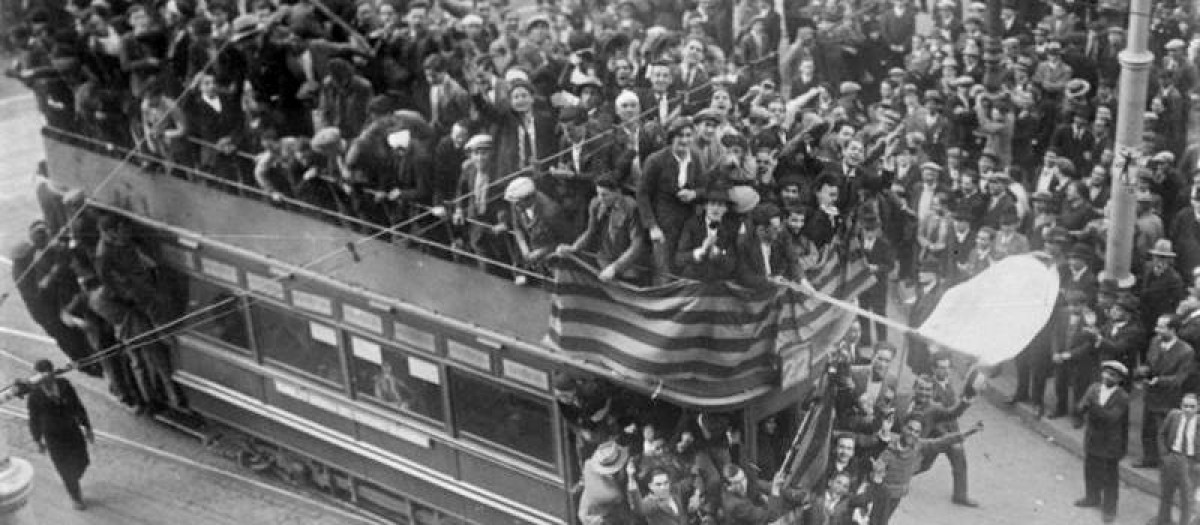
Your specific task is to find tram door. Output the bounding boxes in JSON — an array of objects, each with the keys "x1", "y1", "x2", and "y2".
[{"x1": 748, "y1": 405, "x2": 801, "y2": 484}]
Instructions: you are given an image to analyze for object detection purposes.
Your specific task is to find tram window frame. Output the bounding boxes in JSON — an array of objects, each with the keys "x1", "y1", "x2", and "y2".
[
  {"x1": 348, "y1": 334, "x2": 446, "y2": 426},
  {"x1": 249, "y1": 299, "x2": 348, "y2": 389},
  {"x1": 183, "y1": 276, "x2": 253, "y2": 354},
  {"x1": 448, "y1": 368, "x2": 559, "y2": 470}
]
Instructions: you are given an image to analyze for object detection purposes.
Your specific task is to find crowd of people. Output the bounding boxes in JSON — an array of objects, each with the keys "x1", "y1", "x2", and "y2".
[
  {"x1": 7, "y1": 0, "x2": 1200, "y2": 521},
  {"x1": 11, "y1": 166, "x2": 184, "y2": 417}
]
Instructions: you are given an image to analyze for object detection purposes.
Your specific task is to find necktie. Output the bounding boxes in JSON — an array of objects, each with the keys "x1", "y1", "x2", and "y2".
[
  {"x1": 430, "y1": 84, "x2": 440, "y2": 124},
  {"x1": 473, "y1": 168, "x2": 488, "y2": 214},
  {"x1": 1177, "y1": 414, "x2": 1193, "y2": 455},
  {"x1": 677, "y1": 155, "x2": 690, "y2": 189}
]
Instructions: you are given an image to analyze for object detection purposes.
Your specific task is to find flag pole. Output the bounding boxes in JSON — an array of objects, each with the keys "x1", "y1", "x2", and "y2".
[{"x1": 777, "y1": 280, "x2": 960, "y2": 355}]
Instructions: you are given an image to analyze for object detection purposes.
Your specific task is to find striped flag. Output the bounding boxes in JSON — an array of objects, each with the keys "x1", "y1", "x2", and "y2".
[
  {"x1": 546, "y1": 249, "x2": 875, "y2": 397},
  {"x1": 769, "y1": 378, "x2": 839, "y2": 525}
]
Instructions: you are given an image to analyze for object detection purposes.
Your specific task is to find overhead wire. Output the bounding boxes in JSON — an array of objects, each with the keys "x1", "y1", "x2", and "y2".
[{"x1": 0, "y1": 21, "x2": 251, "y2": 310}]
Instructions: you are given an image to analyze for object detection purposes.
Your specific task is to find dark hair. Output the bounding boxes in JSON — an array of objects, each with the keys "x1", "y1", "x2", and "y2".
[
  {"x1": 34, "y1": 358, "x2": 54, "y2": 374},
  {"x1": 1160, "y1": 313, "x2": 1181, "y2": 332}
]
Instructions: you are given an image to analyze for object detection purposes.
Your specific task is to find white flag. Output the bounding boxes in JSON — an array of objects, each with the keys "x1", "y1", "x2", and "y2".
[{"x1": 918, "y1": 254, "x2": 1060, "y2": 366}]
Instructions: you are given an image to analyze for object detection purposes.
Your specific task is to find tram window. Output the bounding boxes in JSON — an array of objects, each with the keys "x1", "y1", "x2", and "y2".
[
  {"x1": 186, "y1": 278, "x2": 250, "y2": 351},
  {"x1": 449, "y1": 370, "x2": 556, "y2": 466},
  {"x1": 350, "y1": 336, "x2": 444, "y2": 423},
  {"x1": 251, "y1": 303, "x2": 346, "y2": 386}
]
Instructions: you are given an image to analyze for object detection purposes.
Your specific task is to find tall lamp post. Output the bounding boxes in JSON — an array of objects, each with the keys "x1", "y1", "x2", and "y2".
[{"x1": 1101, "y1": 0, "x2": 1154, "y2": 288}]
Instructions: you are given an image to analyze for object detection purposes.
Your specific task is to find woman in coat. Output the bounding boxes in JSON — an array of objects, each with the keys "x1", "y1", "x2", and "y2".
[{"x1": 27, "y1": 359, "x2": 94, "y2": 510}]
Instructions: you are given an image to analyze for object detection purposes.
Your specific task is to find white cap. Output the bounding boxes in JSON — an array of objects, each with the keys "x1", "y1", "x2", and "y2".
[{"x1": 615, "y1": 89, "x2": 639, "y2": 107}]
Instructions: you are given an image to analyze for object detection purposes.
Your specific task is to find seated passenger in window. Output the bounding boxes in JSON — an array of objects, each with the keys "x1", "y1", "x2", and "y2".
[
  {"x1": 373, "y1": 361, "x2": 413, "y2": 411},
  {"x1": 674, "y1": 185, "x2": 739, "y2": 283},
  {"x1": 556, "y1": 174, "x2": 648, "y2": 284}
]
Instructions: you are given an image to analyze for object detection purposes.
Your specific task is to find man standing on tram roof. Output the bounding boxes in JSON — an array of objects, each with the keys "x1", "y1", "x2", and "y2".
[{"x1": 556, "y1": 173, "x2": 648, "y2": 284}]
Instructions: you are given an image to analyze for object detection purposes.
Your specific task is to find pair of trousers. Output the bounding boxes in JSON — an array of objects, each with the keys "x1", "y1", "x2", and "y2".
[
  {"x1": 1055, "y1": 360, "x2": 1097, "y2": 415},
  {"x1": 1014, "y1": 350, "x2": 1051, "y2": 405},
  {"x1": 1158, "y1": 453, "x2": 1196, "y2": 525},
  {"x1": 1144, "y1": 409, "x2": 1168, "y2": 463},
  {"x1": 870, "y1": 495, "x2": 903, "y2": 525},
  {"x1": 918, "y1": 442, "x2": 969, "y2": 499},
  {"x1": 1084, "y1": 454, "x2": 1120, "y2": 515},
  {"x1": 858, "y1": 290, "x2": 888, "y2": 345}
]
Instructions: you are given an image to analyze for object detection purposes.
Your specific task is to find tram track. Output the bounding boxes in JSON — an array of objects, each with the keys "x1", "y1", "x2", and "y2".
[{"x1": 0, "y1": 326, "x2": 389, "y2": 525}]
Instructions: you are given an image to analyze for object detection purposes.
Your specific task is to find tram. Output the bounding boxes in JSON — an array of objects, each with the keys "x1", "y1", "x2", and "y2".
[{"x1": 41, "y1": 125, "x2": 834, "y2": 525}]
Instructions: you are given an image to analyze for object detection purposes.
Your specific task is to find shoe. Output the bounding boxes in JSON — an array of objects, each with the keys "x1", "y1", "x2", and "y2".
[
  {"x1": 1102, "y1": 512, "x2": 1116, "y2": 523},
  {"x1": 1074, "y1": 498, "x2": 1100, "y2": 508},
  {"x1": 72, "y1": 499, "x2": 86, "y2": 511},
  {"x1": 1008, "y1": 396, "x2": 1029, "y2": 406},
  {"x1": 1047, "y1": 410, "x2": 1068, "y2": 419},
  {"x1": 1133, "y1": 459, "x2": 1161, "y2": 469},
  {"x1": 951, "y1": 497, "x2": 979, "y2": 508},
  {"x1": 1034, "y1": 405, "x2": 1046, "y2": 419}
]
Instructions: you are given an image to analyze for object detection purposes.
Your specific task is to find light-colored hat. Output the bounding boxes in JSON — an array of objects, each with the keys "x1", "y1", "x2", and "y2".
[
  {"x1": 921, "y1": 162, "x2": 944, "y2": 173},
  {"x1": 589, "y1": 441, "x2": 629, "y2": 475},
  {"x1": 312, "y1": 127, "x2": 343, "y2": 149},
  {"x1": 729, "y1": 186, "x2": 760, "y2": 214},
  {"x1": 1166, "y1": 39, "x2": 1187, "y2": 51},
  {"x1": 504, "y1": 177, "x2": 536, "y2": 202},
  {"x1": 1066, "y1": 79, "x2": 1091, "y2": 98},
  {"x1": 954, "y1": 76, "x2": 975, "y2": 87},
  {"x1": 615, "y1": 90, "x2": 639, "y2": 107},
  {"x1": 386, "y1": 129, "x2": 412, "y2": 150},
  {"x1": 464, "y1": 134, "x2": 493, "y2": 151},
  {"x1": 1101, "y1": 360, "x2": 1128, "y2": 378},
  {"x1": 1149, "y1": 239, "x2": 1177, "y2": 258},
  {"x1": 839, "y1": 81, "x2": 862, "y2": 95}
]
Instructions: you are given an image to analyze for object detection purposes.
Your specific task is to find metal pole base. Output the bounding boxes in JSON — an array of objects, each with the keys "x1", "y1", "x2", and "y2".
[{"x1": 0, "y1": 457, "x2": 37, "y2": 525}]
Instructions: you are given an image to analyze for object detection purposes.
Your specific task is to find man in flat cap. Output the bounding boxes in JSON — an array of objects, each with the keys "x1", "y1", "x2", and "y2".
[{"x1": 1074, "y1": 360, "x2": 1130, "y2": 524}]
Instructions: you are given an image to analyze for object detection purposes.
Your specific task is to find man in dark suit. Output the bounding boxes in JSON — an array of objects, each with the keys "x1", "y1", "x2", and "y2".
[
  {"x1": 805, "y1": 175, "x2": 845, "y2": 249},
  {"x1": 186, "y1": 71, "x2": 244, "y2": 180},
  {"x1": 639, "y1": 62, "x2": 682, "y2": 127},
  {"x1": 980, "y1": 170, "x2": 1018, "y2": 230},
  {"x1": 1169, "y1": 190, "x2": 1200, "y2": 278},
  {"x1": 1091, "y1": 295, "x2": 1148, "y2": 376},
  {"x1": 416, "y1": 54, "x2": 470, "y2": 138},
  {"x1": 674, "y1": 37, "x2": 713, "y2": 116},
  {"x1": 1136, "y1": 314, "x2": 1196, "y2": 469},
  {"x1": 1155, "y1": 393, "x2": 1200, "y2": 525},
  {"x1": 857, "y1": 213, "x2": 894, "y2": 345},
  {"x1": 1049, "y1": 111, "x2": 1096, "y2": 176},
  {"x1": 638, "y1": 118, "x2": 706, "y2": 284},
  {"x1": 1075, "y1": 361, "x2": 1130, "y2": 524}
]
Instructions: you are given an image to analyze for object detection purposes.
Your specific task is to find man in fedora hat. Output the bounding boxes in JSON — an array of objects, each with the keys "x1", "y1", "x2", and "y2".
[
  {"x1": 1090, "y1": 294, "x2": 1148, "y2": 379},
  {"x1": 674, "y1": 184, "x2": 739, "y2": 282},
  {"x1": 578, "y1": 441, "x2": 634, "y2": 524},
  {"x1": 1135, "y1": 313, "x2": 1195, "y2": 469},
  {"x1": 857, "y1": 211, "x2": 894, "y2": 345},
  {"x1": 1140, "y1": 239, "x2": 1186, "y2": 331},
  {"x1": 1075, "y1": 360, "x2": 1130, "y2": 523}
]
